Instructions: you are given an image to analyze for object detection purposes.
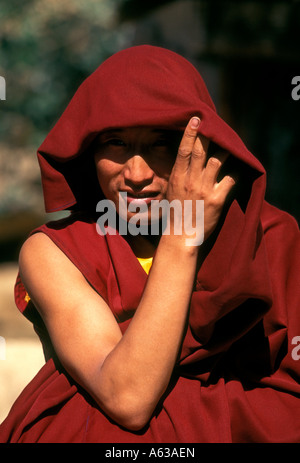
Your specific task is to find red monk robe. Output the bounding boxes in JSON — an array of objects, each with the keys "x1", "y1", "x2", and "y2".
[{"x1": 0, "y1": 45, "x2": 300, "y2": 443}]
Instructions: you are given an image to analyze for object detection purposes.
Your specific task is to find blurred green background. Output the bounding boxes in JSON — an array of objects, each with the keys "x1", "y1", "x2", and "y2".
[{"x1": 1, "y1": 0, "x2": 300, "y2": 263}]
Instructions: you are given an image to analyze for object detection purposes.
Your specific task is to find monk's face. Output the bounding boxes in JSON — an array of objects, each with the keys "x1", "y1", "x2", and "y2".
[{"x1": 94, "y1": 127, "x2": 179, "y2": 223}]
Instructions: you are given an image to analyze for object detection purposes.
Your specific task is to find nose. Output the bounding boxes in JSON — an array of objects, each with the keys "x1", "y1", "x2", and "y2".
[{"x1": 123, "y1": 155, "x2": 155, "y2": 190}]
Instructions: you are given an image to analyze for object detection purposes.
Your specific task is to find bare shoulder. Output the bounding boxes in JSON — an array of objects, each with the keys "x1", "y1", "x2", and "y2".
[
  {"x1": 20, "y1": 232, "x2": 78, "y2": 272},
  {"x1": 20, "y1": 232, "x2": 60, "y2": 260},
  {"x1": 19, "y1": 232, "x2": 89, "y2": 317}
]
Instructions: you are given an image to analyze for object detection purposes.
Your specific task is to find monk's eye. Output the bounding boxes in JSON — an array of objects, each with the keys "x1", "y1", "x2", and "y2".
[{"x1": 105, "y1": 138, "x2": 126, "y2": 147}]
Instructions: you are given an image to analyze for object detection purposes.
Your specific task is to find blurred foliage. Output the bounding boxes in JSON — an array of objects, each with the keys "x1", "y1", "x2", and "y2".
[{"x1": 0, "y1": 0, "x2": 131, "y2": 148}]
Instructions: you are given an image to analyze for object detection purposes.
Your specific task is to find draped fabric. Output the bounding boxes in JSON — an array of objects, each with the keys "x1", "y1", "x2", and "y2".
[{"x1": 0, "y1": 45, "x2": 300, "y2": 443}]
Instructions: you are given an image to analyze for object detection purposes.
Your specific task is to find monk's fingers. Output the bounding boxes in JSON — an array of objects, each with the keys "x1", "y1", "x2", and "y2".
[
  {"x1": 215, "y1": 173, "x2": 236, "y2": 201},
  {"x1": 174, "y1": 117, "x2": 201, "y2": 172},
  {"x1": 189, "y1": 134, "x2": 209, "y2": 174},
  {"x1": 201, "y1": 151, "x2": 230, "y2": 188}
]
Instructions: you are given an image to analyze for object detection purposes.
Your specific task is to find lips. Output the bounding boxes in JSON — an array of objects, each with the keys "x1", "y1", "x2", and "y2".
[
  {"x1": 128, "y1": 192, "x2": 159, "y2": 199},
  {"x1": 121, "y1": 189, "x2": 160, "y2": 198},
  {"x1": 121, "y1": 190, "x2": 161, "y2": 206}
]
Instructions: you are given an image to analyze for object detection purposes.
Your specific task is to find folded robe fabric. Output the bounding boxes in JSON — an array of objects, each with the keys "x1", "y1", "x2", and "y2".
[{"x1": 1, "y1": 45, "x2": 300, "y2": 443}]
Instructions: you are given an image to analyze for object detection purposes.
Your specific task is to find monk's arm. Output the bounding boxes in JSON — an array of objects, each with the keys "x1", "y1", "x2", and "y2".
[{"x1": 20, "y1": 232, "x2": 198, "y2": 431}]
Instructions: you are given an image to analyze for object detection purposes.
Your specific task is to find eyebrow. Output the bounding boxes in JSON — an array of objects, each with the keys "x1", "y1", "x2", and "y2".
[{"x1": 100, "y1": 128, "x2": 175, "y2": 134}]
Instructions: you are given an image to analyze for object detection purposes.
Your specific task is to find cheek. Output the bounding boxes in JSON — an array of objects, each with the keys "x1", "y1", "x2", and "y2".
[{"x1": 95, "y1": 159, "x2": 119, "y2": 197}]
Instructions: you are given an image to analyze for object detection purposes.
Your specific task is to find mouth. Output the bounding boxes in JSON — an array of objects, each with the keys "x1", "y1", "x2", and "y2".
[{"x1": 121, "y1": 190, "x2": 161, "y2": 206}]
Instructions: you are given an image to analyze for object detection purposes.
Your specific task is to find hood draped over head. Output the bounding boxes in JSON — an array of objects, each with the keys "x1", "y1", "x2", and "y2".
[{"x1": 37, "y1": 44, "x2": 265, "y2": 214}]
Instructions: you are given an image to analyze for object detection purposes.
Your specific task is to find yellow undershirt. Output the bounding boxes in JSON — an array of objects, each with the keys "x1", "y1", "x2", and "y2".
[{"x1": 137, "y1": 257, "x2": 153, "y2": 275}]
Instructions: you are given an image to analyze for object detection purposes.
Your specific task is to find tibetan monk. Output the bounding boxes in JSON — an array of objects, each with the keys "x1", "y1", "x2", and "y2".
[{"x1": 1, "y1": 45, "x2": 300, "y2": 443}]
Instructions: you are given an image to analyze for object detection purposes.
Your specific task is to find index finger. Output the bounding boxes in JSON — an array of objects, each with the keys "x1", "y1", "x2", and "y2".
[{"x1": 174, "y1": 117, "x2": 200, "y2": 171}]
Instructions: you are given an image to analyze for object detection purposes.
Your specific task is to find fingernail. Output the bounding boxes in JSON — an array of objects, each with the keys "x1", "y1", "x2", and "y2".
[{"x1": 191, "y1": 117, "x2": 200, "y2": 129}]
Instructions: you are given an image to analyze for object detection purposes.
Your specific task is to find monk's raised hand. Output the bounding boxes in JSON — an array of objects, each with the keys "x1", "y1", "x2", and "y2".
[{"x1": 167, "y1": 117, "x2": 235, "y2": 244}]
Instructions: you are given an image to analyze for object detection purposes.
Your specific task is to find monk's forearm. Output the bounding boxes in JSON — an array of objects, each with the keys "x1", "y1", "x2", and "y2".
[{"x1": 97, "y1": 237, "x2": 198, "y2": 429}]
